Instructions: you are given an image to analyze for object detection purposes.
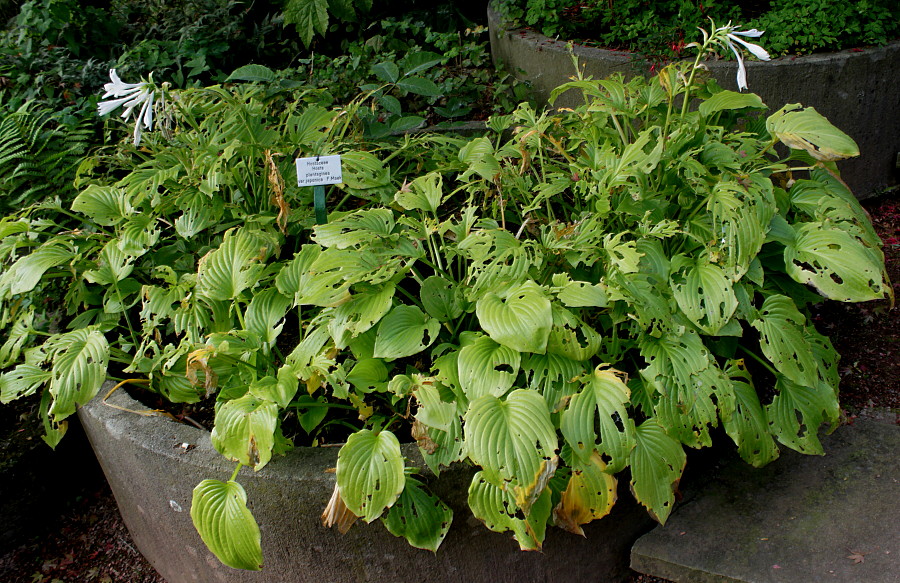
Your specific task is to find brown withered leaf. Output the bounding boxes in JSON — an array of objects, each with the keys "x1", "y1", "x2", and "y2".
[
  {"x1": 321, "y1": 482, "x2": 358, "y2": 534},
  {"x1": 411, "y1": 419, "x2": 439, "y2": 454}
]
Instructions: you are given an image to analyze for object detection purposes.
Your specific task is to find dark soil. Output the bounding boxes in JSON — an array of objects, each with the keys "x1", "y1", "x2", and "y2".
[{"x1": 0, "y1": 194, "x2": 897, "y2": 583}]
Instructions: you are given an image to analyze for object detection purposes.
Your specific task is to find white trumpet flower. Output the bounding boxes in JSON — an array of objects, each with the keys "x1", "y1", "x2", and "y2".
[
  {"x1": 97, "y1": 69, "x2": 157, "y2": 145},
  {"x1": 718, "y1": 26, "x2": 770, "y2": 91}
]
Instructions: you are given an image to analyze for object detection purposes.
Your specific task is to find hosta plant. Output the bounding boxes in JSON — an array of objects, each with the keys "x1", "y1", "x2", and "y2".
[{"x1": 0, "y1": 24, "x2": 892, "y2": 570}]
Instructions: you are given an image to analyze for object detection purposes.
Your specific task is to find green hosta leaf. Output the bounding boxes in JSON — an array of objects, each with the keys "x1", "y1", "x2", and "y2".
[
  {"x1": 210, "y1": 394, "x2": 278, "y2": 470},
  {"x1": 476, "y1": 281, "x2": 552, "y2": 354},
  {"x1": 0, "y1": 308, "x2": 35, "y2": 368},
  {"x1": 546, "y1": 305, "x2": 602, "y2": 362},
  {"x1": 521, "y1": 352, "x2": 584, "y2": 412},
  {"x1": 175, "y1": 200, "x2": 221, "y2": 239},
  {"x1": 560, "y1": 366, "x2": 635, "y2": 473},
  {"x1": 0, "y1": 362, "x2": 51, "y2": 404},
  {"x1": 414, "y1": 417, "x2": 465, "y2": 475},
  {"x1": 0, "y1": 243, "x2": 74, "y2": 298},
  {"x1": 708, "y1": 177, "x2": 775, "y2": 282},
  {"x1": 698, "y1": 90, "x2": 766, "y2": 117},
  {"x1": 84, "y1": 241, "x2": 134, "y2": 285},
  {"x1": 457, "y1": 335, "x2": 520, "y2": 400},
  {"x1": 337, "y1": 429, "x2": 405, "y2": 522},
  {"x1": 249, "y1": 371, "x2": 297, "y2": 409},
  {"x1": 670, "y1": 255, "x2": 738, "y2": 335},
  {"x1": 190, "y1": 479, "x2": 262, "y2": 570},
  {"x1": 276, "y1": 246, "x2": 353, "y2": 307},
  {"x1": 766, "y1": 104, "x2": 859, "y2": 161},
  {"x1": 552, "y1": 451, "x2": 617, "y2": 536},
  {"x1": 395, "y1": 171, "x2": 443, "y2": 213},
  {"x1": 767, "y1": 375, "x2": 839, "y2": 455},
  {"x1": 46, "y1": 328, "x2": 109, "y2": 422},
  {"x1": 382, "y1": 475, "x2": 452, "y2": 552},
  {"x1": 197, "y1": 229, "x2": 267, "y2": 302},
  {"x1": 244, "y1": 289, "x2": 292, "y2": 346},
  {"x1": 458, "y1": 137, "x2": 500, "y2": 182},
  {"x1": 604, "y1": 233, "x2": 642, "y2": 274},
  {"x1": 468, "y1": 470, "x2": 552, "y2": 551},
  {"x1": 328, "y1": 284, "x2": 395, "y2": 349},
  {"x1": 347, "y1": 358, "x2": 388, "y2": 393},
  {"x1": 784, "y1": 222, "x2": 887, "y2": 302},
  {"x1": 629, "y1": 419, "x2": 686, "y2": 524},
  {"x1": 372, "y1": 305, "x2": 440, "y2": 360},
  {"x1": 464, "y1": 389, "x2": 558, "y2": 493},
  {"x1": 420, "y1": 276, "x2": 464, "y2": 322},
  {"x1": 721, "y1": 360, "x2": 779, "y2": 468},
  {"x1": 117, "y1": 214, "x2": 160, "y2": 257},
  {"x1": 313, "y1": 208, "x2": 395, "y2": 249},
  {"x1": 750, "y1": 295, "x2": 818, "y2": 388},
  {"x1": 71, "y1": 185, "x2": 132, "y2": 226},
  {"x1": 340, "y1": 151, "x2": 391, "y2": 190},
  {"x1": 414, "y1": 382, "x2": 457, "y2": 432},
  {"x1": 551, "y1": 274, "x2": 609, "y2": 308}
]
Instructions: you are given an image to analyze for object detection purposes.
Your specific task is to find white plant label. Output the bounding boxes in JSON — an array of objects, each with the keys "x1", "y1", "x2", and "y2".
[{"x1": 296, "y1": 155, "x2": 343, "y2": 187}]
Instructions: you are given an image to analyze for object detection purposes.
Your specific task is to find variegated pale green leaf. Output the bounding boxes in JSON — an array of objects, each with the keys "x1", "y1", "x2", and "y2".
[
  {"x1": 707, "y1": 177, "x2": 775, "y2": 281},
  {"x1": 464, "y1": 389, "x2": 558, "y2": 492},
  {"x1": 546, "y1": 305, "x2": 602, "y2": 361},
  {"x1": 670, "y1": 255, "x2": 738, "y2": 335},
  {"x1": 0, "y1": 244, "x2": 74, "y2": 298},
  {"x1": 476, "y1": 281, "x2": 552, "y2": 354},
  {"x1": 629, "y1": 419, "x2": 686, "y2": 524},
  {"x1": 414, "y1": 382, "x2": 457, "y2": 432},
  {"x1": 0, "y1": 362, "x2": 51, "y2": 404},
  {"x1": 698, "y1": 90, "x2": 766, "y2": 117},
  {"x1": 750, "y1": 295, "x2": 818, "y2": 388},
  {"x1": 347, "y1": 358, "x2": 388, "y2": 393},
  {"x1": 784, "y1": 222, "x2": 887, "y2": 302},
  {"x1": 551, "y1": 274, "x2": 609, "y2": 308},
  {"x1": 552, "y1": 450, "x2": 617, "y2": 536},
  {"x1": 210, "y1": 394, "x2": 279, "y2": 470},
  {"x1": 766, "y1": 104, "x2": 859, "y2": 161},
  {"x1": 197, "y1": 228, "x2": 267, "y2": 301},
  {"x1": 71, "y1": 185, "x2": 132, "y2": 226},
  {"x1": 767, "y1": 375, "x2": 839, "y2": 455},
  {"x1": 457, "y1": 335, "x2": 521, "y2": 400},
  {"x1": 458, "y1": 136, "x2": 500, "y2": 182},
  {"x1": 275, "y1": 246, "x2": 353, "y2": 307},
  {"x1": 313, "y1": 208, "x2": 395, "y2": 249},
  {"x1": 191, "y1": 479, "x2": 262, "y2": 570},
  {"x1": 467, "y1": 470, "x2": 552, "y2": 551},
  {"x1": 328, "y1": 284, "x2": 395, "y2": 349},
  {"x1": 46, "y1": 328, "x2": 109, "y2": 422},
  {"x1": 382, "y1": 475, "x2": 452, "y2": 552},
  {"x1": 373, "y1": 305, "x2": 440, "y2": 360},
  {"x1": 560, "y1": 366, "x2": 635, "y2": 473},
  {"x1": 244, "y1": 289, "x2": 292, "y2": 346},
  {"x1": 721, "y1": 360, "x2": 779, "y2": 468},
  {"x1": 336, "y1": 429, "x2": 405, "y2": 522}
]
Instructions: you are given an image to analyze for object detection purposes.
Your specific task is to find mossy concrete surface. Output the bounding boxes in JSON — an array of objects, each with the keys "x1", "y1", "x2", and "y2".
[
  {"x1": 630, "y1": 416, "x2": 899, "y2": 582},
  {"x1": 487, "y1": 5, "x2": 900, "y2": 199},
  {"x1": 77, "y1": 384, "x2": 656, "y2": 583}
]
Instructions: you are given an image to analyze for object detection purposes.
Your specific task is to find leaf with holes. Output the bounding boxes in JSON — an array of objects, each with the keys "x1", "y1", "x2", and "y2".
[
  {"x1": 476, "y1": 281, "x2": 552, "y2": 354},
  {"x1": 750, "y1": 295, "x2": 819, "y2": 388},
  {"x1": 328, "y1": 284, "x2": 395, "y2": 349},
  {"x1": 629, "y1": 420, "x2": 686, "y2": 524},
  {"x1": 210, "y1": 394, "x2": 278, "y2": 470},
  {"x1": 464, "y1": 389, "x2": 558, "y2": 493},
  {"x1": 767, "y1": 375, "x2": 839, "y2": 455},
  {"x1": 197, "y1": 228, "x2": 267, "y2": 302},
  {"x1": 372, "y1": 305, "x2": 440, "y2": 360},
  {"x1": 395, "y1": 171, "x2": 443, "y2": 214},
  {"x1": 0, "y1": 362, "x2": 51, "y2": 404},
  {"x1": 467, "y1": 470, "x2": 552, "y2": 551},
  {"x1": 553, "y1": 450, "x2": 617, "y2": 536},
  {"x1": 46, "y1": 328, "x2": 109, "y2": 422},
  {"x1": 766, "y1": 105, "x2": 859, "y2": 161},
  {"x1": 670, "y1": 255, "x2": 738, "y2": 335},
  {"x1": 457, "y1": 335, "x2": 521, "y2": 400},
  {"x1": 382, "y1": 475, "x2": 453, "y2": 552},
  {"x1": 784, "y1": 222, "x2": 887, "y2": 302},
  {"x1": 336, "y1": 429, "x2": 405, "y2": 522},
  {"x1": 420, "y1": 276, "x2": 464, "y2": 322},
  {"x1": 560, "y1": 366, "x2": 635, "y2": 473},
  {"x1": 191, "y1": 479, "x2": 262, "y2": 570},
  {"x1": 721, "y1": 360, "x2": 780, "y2": 468}
]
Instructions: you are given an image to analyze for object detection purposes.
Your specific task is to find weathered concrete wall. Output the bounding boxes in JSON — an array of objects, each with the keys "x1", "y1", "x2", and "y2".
[
  {"x1": 488, "y1": 5, "x2": 900, "y2": 199},
  {"x1": 78, "y1": 386, "x2": 655, "y2": 583}
]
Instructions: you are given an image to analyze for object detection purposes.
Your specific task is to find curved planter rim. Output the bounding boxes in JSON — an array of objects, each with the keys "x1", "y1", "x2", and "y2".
[
  {"x1": 487, "y1": 3, "x2": 900, "y2": 199},
  {"x1": 78, "y1": 383, "x2": 655, "y2": 583}
]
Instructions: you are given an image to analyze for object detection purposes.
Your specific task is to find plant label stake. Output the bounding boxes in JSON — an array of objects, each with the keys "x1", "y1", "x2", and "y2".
[{"x1": 296, "y1": 154, "x2": 343, "y2": 224}]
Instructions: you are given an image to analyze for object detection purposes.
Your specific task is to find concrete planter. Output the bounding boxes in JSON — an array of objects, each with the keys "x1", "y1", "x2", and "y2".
[
  {"x1": 487, "y1": 4, "x2": 900, "y2": 199},
  {"x1": 77, "y1": 385, "x2": 655, "y2": 583}
]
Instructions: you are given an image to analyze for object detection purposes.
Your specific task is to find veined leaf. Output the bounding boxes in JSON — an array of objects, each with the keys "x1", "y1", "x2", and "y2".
[
  {"x1": 336, "y1": 429, "x2": 405, "y2": 522},
  {"x1": 46, "y1": 328, "x2": 109, "y2": 422},
  {"x1": 0, "y1": 243, "x2": 74, "y2": 298},
  {"x1": 457, "y1": 335, "x2": 520, "y2": 400},
  {"x1": 395, "y1": 171, "x2": 443, "y2": 214},
  {"x1": 766, "y1": 104, "x2": 859, "y2": 161},
  {"x1": 629, "y1": 419, "x2": 686, "y2": 524},
  {"x1": 71, "y1": 185, "x2": 132, "y2": 226},
  {"x1": 458, "y1": 137, "x2": 500, "y2": 182},
  {"x1": 464, "y1": 389, "x2": 558, "y2": 492},
  {"x1": 546, "y1": 305, "x2": 602, "y2": 362},
  {"x1": 560, "y1": 366, "x2": 635, "y2": 473},
  {"x1": 191, "y1": 479, "x2": 262, "y2": 570},
  {"x1": 313, "y1": 208, "x2": 395, "y2": 249},
  {"x1": 553, "y1": 450, "x2": 617, "y2": 536},
  {"x1": 0, "y1": 362, "x2": 51, "y2": 404},
  {"x1": 210, "y1": 394, "x2": 278, "y2": 470},
  {"x1": 670, "y1": 255, "x2": 738, "y2": 335},
  {"x1": 372, "y1": 305, "x2": 440, "y2": 360},
  {"x1": 328, "y1": 284, "x2": 395, "y2": 349},
  {"x1": 84, "y1": 240, "x2": 134, "y2": 285},
  {"x1": 698, "y1": 90, "x2": 766, "y2": 117},
  {"x1": 721, "y1": 360, "x2": 779, "y2": 468},
  {"x1": 767, "y1": 375, "x2": 839, "y2": 455},
  {"x1": 283, "y1": 0, "x2": 328, "y2": 47},
  {"x1": 420, "y1": 276, "x2": 464, "y2": 322},
  {"x1": 467, "y1": 470, "x2": 552, "y2": 551},
  {"x1": 244, "y1": 289, "x2": 292, "y2": 346},
  {"x1": 382, "y1": 475, "x2": 452, "y2": 552},
  {"x1": 226, "y1": 64, "x2": 277, "y2": 83},
  {"x1": 750, "y1": 295, "x2": 819, "y2": 388},
  {"x1": 197, "y1": 228, "x2": 267, "y2": 301},
  {"x1": 276, "y1": 246, "x2": 353, "y2": 307},
  {"x1": 476, "y1": 281, "x2": 552, "y2": 354}
]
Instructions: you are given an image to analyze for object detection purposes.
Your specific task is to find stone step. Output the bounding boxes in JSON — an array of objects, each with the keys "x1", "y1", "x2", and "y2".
[{"x1": 631, "y1": 413, "x2": 899, "y2": 583}]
